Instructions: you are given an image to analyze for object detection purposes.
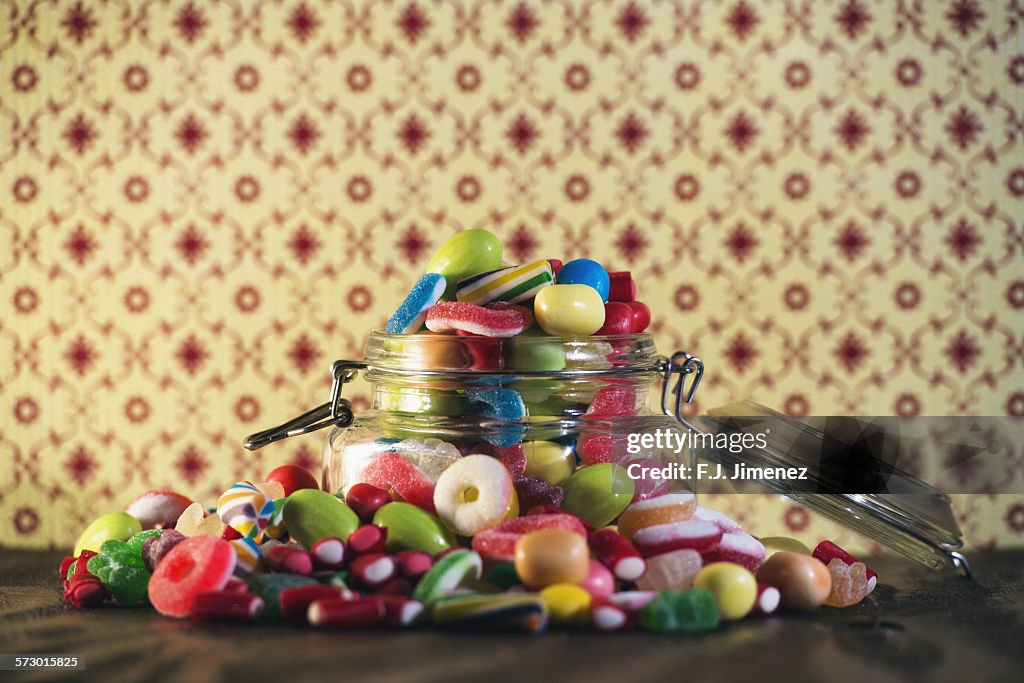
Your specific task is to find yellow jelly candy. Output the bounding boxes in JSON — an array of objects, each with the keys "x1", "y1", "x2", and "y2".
[
  {"x1": 73, "y1": 512, "x2": 143, "y2": 557},
  {"x1": 759, "y1": 536, "x2": 812, "y2": 556},
  {"x1": 539, "y1": 583, "x2": 592, "y2": 627},
  {"x1": 524, "y1": 441, "x2": 575, "y2": 485},
  {"x1": 534, "y1": 284, "x2": 606, "y2": 337},
  {"x1": 693, "y1": 562, "x2": 758, "y2": 621}
]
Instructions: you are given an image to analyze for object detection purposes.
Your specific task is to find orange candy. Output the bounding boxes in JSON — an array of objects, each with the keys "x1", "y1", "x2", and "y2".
[
  {"x1": 616, "y1": 492, "x2": 696, "y2": 540},
  {"x1": 755, "y1": 551, "x2": 832, "y2": 611}
]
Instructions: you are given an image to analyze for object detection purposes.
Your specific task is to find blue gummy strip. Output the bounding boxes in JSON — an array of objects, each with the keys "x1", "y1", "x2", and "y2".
[{"x1": 386, "y1": 273, "x2": 447, "y2": 334}]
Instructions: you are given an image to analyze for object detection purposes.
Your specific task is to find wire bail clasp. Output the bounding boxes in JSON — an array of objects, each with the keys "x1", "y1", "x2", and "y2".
[
  {"x1": 660, "y1": 351, "x2": 704, "y2": 423},
  {"x1": 243, "y1": 360, "x2": 365, "y2": 450}
]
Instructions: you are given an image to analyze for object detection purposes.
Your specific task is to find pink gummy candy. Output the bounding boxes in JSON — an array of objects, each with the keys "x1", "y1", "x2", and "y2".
[
  {"x1": 472, "y1": 513, "x2": 586, "y2": 561},
  {"x1": 425, "y1": 302, "x2": 533, "y2": 337},
  {"x1": 701, "y1": 532, "x2": 766, "y2": 572},
  {"x1": 824, "y1": 558, "x2": 871, "y2": 607},
  {"x1": 363, "y1": 452, "x2": 437, "y2": 514},
  {"x1": 148, "y1": 536, "x2": 236, "y2": 618}
]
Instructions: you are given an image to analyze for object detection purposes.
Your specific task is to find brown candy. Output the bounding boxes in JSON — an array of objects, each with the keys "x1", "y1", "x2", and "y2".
[{"x1": 755, "y1": 551, "x2": 832, "y2": 611}]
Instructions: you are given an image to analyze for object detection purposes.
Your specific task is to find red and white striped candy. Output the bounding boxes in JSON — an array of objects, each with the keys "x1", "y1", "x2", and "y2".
[
  {"x1": 589, "y1": 528, "x2": 646, "y2": 581},
  {"x1": 380, "y1": 596, "x2": 425, "y2": 627},
  {"x1": 395, "y1": 550, "x2": 433, "y2": 580},
  {"x1": 631, "y1": 519, "x2": 723, "y2": 557},
  {"x1": 591, "y1": 598, "x2": 630, "y2": 631},
  {"x1": 308, "y1": 597, "x2": 385, "y2": 628},
  {"x1": 265, "y1": 545, "x2": 313, "y2": 575},
  {"x1": 349, "y1": 553, "x2": 397, "y2": 587},
  {"x1": 189, "y1": 591, "x2": 264, "y2": 622},
  {"x1": 310, "y1": 537, "x2": 346, "y2": 571},
  {"x1": 692, "y1": 506, "x2": 745, "y2": 534},
  {"x1": 348, "y1": 525, "x2": 387, "y2": 558},
  {"x1": 281, "y1": 585, "x2": 353, "y2": 621},
  {"x1": 753, "y1": 583, "x2": 780, "y2": 615}
]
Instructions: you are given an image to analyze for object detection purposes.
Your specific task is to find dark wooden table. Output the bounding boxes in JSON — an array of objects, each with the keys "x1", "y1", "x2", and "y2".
[{"x1": 2, "y1": 549, "x2": 1023, "y2": 683}]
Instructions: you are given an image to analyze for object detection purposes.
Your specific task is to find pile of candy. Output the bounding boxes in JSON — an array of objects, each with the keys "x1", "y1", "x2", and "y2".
[
  {"x1": 60, "y1": 229, "x2": 879, "y2": 632},
  {"x1": 386, "y1": 229, "x2": 650, "y2": 339},
  {"x1": 62, "y1": 468, "x2": 876, "y2": 631}
]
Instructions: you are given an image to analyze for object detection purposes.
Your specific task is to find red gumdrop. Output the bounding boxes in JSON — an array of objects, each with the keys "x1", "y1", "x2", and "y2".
[
  {"x1": 626, "y1": 301, "x2": 651, "y2": 333},
  {"x1": 587, "y1": 386, "x2": 639, "y2": 417},
  {"x1": 265, "y1": 464, "x2": 320, "y2": 496},
  {"x1": 596, "y1": 302, "x2": 635, "y2": 336},
  {"x1": 345, "y1": 483, "x2": 392, "y2": 521},
  {"x1": 471, "y1": 513, "x2": 587, "y2": 561},
  {"x1": 148, "y1": 536, "x2": 237, "y2": 618},
  {"x1": 362, "y1": 452, "x2": 437, "y2": 514},
  {"x1": 347, "y1": 525, "x2": 388, "y2": 558}
]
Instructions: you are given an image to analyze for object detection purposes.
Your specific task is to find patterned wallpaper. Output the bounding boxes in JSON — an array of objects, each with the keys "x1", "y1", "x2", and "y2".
[{"x1": 2, "y1": 0, "x2": 1023, "y2": 552}]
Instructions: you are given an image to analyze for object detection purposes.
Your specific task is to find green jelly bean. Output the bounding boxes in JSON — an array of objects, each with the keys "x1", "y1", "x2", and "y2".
[
  {"x1": 74, "y1": 512, "x2": 143, "y2": 557},
  {"x1": 426, "y1": 229, "x2": 503, "y2": 299},
  {"x1": 373, "y1": 502, "x2": 456, "y2": 555},
  {"x1": 87, "y1": 539, "x2": 149, "y2": 604},
  {"x1": 412, "y1": 549, "x2": 482, "y2": 604},
  {"x1": 561, "y1": 463, "x2": 634, "y2": 528},
  {"x1": 250, "y1": 573, "x2": 318, "y2": 620},
  {"x1": 377, "y1": 387, "x2": 468, "y2": 416},
  {"x1": 508, "y1": 336, "x2": 566, "y2": 372},
  {"x1": 638, "y1": 588, "x2": 721, "y2": 633},
  {"x1": 283, "y1": 489, "x2": 360, "y2": 547},
  {"x1": 127, "y1": 529, "x2": 164, "y2": 554}
]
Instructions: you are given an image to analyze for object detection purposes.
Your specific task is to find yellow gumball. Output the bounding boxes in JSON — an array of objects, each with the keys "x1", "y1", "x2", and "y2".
[
  {"x1": 539, "y1": 583, "x2": 592, "y2": 627},
  {"x1": 534, "y1": 285, "x2": 606, "y2": 337},
  {"x1": 693, "y1": 562, "x2": 758, "y2": 621}
]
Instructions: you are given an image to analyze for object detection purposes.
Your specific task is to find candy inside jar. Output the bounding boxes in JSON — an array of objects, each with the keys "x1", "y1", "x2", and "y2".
[{"x1": 321, "y1": 331, "x2": 702, "y2": 533}]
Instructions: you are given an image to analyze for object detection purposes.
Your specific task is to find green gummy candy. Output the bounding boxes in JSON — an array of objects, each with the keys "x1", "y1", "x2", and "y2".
[
  {"x1": 127, "y1": 529, "x2": 164, "y2": 554},
  {"x1": 561, "y1": 463, "x2": 635, "y2": 528},
  {"x1": 373, "y1": 502, "x2": 455, "y2": 555},
  {"x1": 377, "y1": 387, "x2": 468, "y2": 416},
  {"x1": 412, "y1": 549, "x2": 482, "y2": 604},
  {"x1": 639, "y1": 589, "x2": 721, "y2": 633},
  {"x1": 283, "y1": 489, "x2": 360, "y2": 547},
  {"x1": 250, "y1": 573, "x2": 318, "y2": 620},
  {"x1": 97, "y1": 540, "x2": 145, "y2": 568},
  {"x1": 104, "y1": 566, "x2": 150, "y2": 605}
]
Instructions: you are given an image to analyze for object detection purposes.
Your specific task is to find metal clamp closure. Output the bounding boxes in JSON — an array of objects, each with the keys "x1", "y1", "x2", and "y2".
[
  {"x1": 660, "y1": 351, "x2": 705, "y2": 423},
  {"x1": 243, "y1": 360, "x2": 365, "y2": 450}
]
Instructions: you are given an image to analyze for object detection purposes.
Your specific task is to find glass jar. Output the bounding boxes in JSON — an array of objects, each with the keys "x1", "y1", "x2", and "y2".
[{"x1": 247, "y1": 331, "x2": 705, "y2": 520}]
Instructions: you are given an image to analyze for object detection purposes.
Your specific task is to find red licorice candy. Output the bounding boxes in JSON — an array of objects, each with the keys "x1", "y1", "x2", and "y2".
[
  {"x1": 280, "y1": 585, "x2": 352, "y2": 621},
  {"x1": 308, "y1": 597, "x2": 385, "y2": 628},
  {"x1": 349, "y1": 553, "x2": 397, "y2": 588},
  {"x1": 348, "y1": 525, "x2": 387, "y2": 558},
  {"x1": 395, "y1": 550, "x2": 433, "y2": 580},
  {"x1": 589, "y1": 528, "x2": 646, "y2": 581},
  {"x1": 607, "y1": 272, "x2": 636, "y2": 303},
  {"x1": 310, "y1": 537, "x2": 346, "y2": 571},
  {"x1": 380, "y1": 596, "x2": 425, "y2": 627},
  {"x1": 265, "y1": 545, "x2": 313, "y2": 575},
  {"x1": 812, "y1": 540, "x2": 877, "y2": 592},
  {"x1": 189, "y1": 591, "x2": 264, "y2": 622}
]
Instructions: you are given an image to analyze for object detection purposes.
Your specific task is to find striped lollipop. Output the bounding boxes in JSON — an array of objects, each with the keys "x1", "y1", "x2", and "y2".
[
  {"x1": 455, "y1": 260, "x2": 553, "y2": 306},
  {"x1": 217, "y1": 481, "x2": 276, "y2": 540}
]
